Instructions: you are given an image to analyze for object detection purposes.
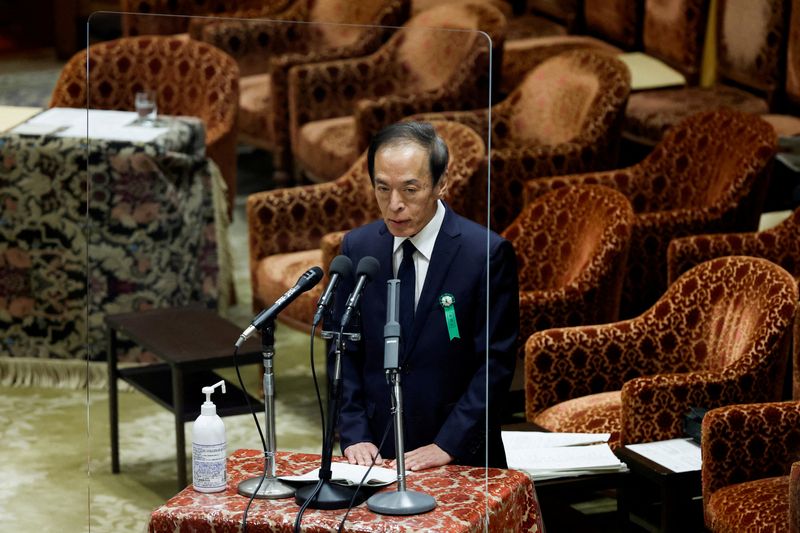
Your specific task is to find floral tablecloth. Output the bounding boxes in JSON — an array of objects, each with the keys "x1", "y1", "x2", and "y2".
[
  {"x1": 0, "y1": 116, "x2": 228, "y2": 360},
  {"x1": 148, "y1": 449, "x2": 545, "y2": 532}
]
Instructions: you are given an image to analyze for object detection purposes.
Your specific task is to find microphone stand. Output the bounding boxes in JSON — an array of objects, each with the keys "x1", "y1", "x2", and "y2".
[
  {"x1": 367, "y1": 280, "x2": 436, "y2": 515},
  {"x1": 237, "y1": 322, "x2": 295, "y2": 499},
  {"x1": 294, "y1": 325, "x2": 364, "y2": 509}
]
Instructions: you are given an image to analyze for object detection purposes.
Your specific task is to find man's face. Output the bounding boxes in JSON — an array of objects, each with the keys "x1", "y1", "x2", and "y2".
[{"x1": 373, "y1": 142, "x2": 443, "y2": 238}]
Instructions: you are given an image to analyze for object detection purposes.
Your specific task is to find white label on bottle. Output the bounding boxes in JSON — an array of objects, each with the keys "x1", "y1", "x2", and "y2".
[{"x1": 192, "y1": 442, "x2": 227, "y2": 489}]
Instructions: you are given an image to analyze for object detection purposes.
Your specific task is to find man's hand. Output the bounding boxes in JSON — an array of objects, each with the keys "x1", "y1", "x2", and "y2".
[
  {"x1": 389, "y1": 444, "x2": 453, "y2": 471},
  {"x1": 344, "y1": 442, "x2": 383, "y2": 466}
]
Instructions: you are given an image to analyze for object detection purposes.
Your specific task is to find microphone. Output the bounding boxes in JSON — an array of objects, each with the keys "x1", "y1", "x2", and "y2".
[
  {"x1": 313, "y1": 255, "x2": 354, "y2": 328},
  {"x1": 235, "y1": 267, "x2": 323, "y2": 347},
  {"x1": 384, "y1": 279, "x2": 401, "y2": 370},
  {"x1": 339, "y1": 256, "x2": 380, "y2": 331}
]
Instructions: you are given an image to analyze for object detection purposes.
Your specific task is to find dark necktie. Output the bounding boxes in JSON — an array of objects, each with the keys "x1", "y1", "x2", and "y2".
[{"x1": 398, "y1": 239, "x2": 416, "y2": 346}]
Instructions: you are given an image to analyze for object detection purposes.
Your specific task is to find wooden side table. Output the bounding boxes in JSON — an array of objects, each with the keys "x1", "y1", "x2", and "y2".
[
  {"x1": 616, "y1": 446, "x2": 703, "y2": 532},
  {"x1": 106, "y1": 306, "x2": 264, "y2": 489}
]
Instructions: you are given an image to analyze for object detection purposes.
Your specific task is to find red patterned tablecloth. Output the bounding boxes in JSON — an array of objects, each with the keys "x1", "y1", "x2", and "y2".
[{"x1": 148, "y1": 449, "x2": 544, "y2": 532}]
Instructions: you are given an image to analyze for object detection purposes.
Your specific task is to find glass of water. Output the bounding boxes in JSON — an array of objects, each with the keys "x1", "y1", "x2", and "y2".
[{"x1": 134, "y1": 90, "x2": 158, "y2": 125}]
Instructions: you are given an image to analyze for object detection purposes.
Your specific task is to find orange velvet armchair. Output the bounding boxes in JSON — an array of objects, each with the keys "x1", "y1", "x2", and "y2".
[
  {"x1": 667, "y1": 207, "x2": 800, "y2": 399},
  {"x1": 50, "y1": 36, "x2": 240, "y2": 212},
  {"x1": 190, "y1": 0, "x2": 410, "y2": 174},
  {"x1": 525, "y1": 256, "x2": 798, "y2": 447},
  {"x1": 524, "y1": 109, "x2": 777, "y2": 318},
  {"x1": 246, "y1": 120, "x2": 486, "y2": 329},
  {"x1": 287, "y1": 1, "x2": 506, "y2": 183},
  {"x1": 412, "y1": 48, "x2": 631, "y2": 231},
  {"x1": 702, "y1": 401, "x2": 800, "y2": 533}
]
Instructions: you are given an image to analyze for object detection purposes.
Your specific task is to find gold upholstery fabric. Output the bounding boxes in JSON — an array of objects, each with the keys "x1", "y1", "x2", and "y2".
[
  {"x1": 667, "y1": 207, "x2": 800, "y2": 399},
  {"x1": 503, "y1": 185, "x2": 634, "y2": 351},
  {"x1": 191, "y1": 0, "x2": 409, "y2": 169},
  {"x1": 624, "y1": 0, "x2": 787, "y2": 146},
  {"x1": 525, "y1": 257, "x2": 798, "y2": 447},
  {"x1": 524, "y1": 109, "x2": 776, "y2": 318},
  {"x1": 702, "y1": 402, "x2": 800, "y2": 532},
  {"x1": 246, "y1": 120, "x2": 485, "y2": 327},
  {"x1": 414, "y1": 49, "x2": 631, "y2": 231},
  {"x1": 119, "y1": 0, "x2": 287, "y2": 36},
  {"x1": 49, "y1": 35, "x2": 239, "y2": 211},
  {"x1": 287, "y1": 1, "x2": 506, "y2": 183}
]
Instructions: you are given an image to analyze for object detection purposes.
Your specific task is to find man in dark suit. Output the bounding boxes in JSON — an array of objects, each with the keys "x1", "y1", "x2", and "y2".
[{"x1": 334, "y1": 121, "x2": 518, "y2": 470}]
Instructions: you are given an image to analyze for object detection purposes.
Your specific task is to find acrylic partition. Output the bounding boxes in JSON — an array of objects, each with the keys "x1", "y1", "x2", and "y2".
[{"x1": 81, "y1": 6, "x2": 501, "y2": 532}]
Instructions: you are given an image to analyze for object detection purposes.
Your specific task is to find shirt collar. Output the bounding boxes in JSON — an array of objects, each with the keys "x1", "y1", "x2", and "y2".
[{"x1": 392, "y1": 199, "x2": 445, "y2": 261}]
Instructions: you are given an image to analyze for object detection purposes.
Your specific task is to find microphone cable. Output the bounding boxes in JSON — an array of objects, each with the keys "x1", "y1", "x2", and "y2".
[
  {"x1": 293, "y1": 318, "x2": 328, "y2": 532},
  {"x1": 232, "y1": 343, "x2": 268, "y2": 533},
  {"x1": 336, "y1": 417, "x2": 394, "y2": 532}
]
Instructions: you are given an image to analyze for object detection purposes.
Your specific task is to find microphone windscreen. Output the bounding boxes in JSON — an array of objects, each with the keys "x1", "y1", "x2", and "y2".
[
  {"x1": 299, "y1": 266, "x2": 324, "y2": 288},
  {"x1": 329, "y1": 255, "x2": 354, "y2": 279},
  {"x1": 356, "y1": 256, "x2": 380, "y2": 280}
]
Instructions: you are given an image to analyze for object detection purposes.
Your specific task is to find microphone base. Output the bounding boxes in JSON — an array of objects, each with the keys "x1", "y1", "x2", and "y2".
[
  {"x1": 367, "y1": 489, "x2": 437, "y2": 515},
  {"x1": 237, "y1": 475, "x2": 295, "y2": 499},
  {"x1": 294, "y1": 480, "x2": 367, "y2": 510}
]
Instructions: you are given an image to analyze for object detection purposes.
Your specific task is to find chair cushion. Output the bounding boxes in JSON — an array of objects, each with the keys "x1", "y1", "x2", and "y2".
[
  {"x1": 296, "y1": 116, "x2": 358, "y2": 183},
  {"x1": 239, "y1": 73, "x2": 273, "y2": 148},
  {"x1": 255, "y1": 249, "x2": 323, "y2": 328},
  {"x1": 706, "y1": 476, "x2": 790, "y2": 533},
  {"x1": 762, "y1": 114, "x2": 800, "y2": 137},
  {"x1": 624, "y1": 85, "x2": 770, "y2": 145},
  {"x1": 506, "y1": 14, "x2": 568, "y2": 41},
  {"x1": 532, "y1": 390, "x2": 622, "y2": 445}
]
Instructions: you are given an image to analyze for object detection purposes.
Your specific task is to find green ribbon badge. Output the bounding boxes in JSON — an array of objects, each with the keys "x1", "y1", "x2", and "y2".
[{"x1": 439, "y1": 293, "x2": 460, "y2": 340}]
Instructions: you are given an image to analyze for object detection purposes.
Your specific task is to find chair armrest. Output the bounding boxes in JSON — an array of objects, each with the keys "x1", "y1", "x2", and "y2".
[
  {"x1": 353, "y1": 86, "x2": 489, "y2": 151},
  {"x1": 408, "y1": 109, "x2": 491, "y2": 141},
  {"x1": 699, "y1": 402, "x2": 800, "y2": 498},
  {"x1": 791, "y1": 461, "x2": 800, "y2": 532},
  {"x1": 523, "y1": 167, "x2": 642, "y2": 207},
  {"x1": 667, "y1": 230, "x2": 778, "y2": 285},
  {"x1": 518, "y1": 288, "x2": 593, "y2": 344},
  {"x1": 524, "y1": 320, "x2": 649, "y2": 417},
  {"x1": 621, "y1": 372, "x2": 761, "y2": 445}
]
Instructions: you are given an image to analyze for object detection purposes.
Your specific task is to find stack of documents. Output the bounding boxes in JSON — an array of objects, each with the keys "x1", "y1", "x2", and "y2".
[
  {"x1": 279, "y1": 462, "x2": 405, "y2": 487},
  {"x1": 11, "y1": 107, "x2": 168, "y2": 142},
  {"x1": 502, "y1": 431, "x2": 628, "y2": 481},
  {"x1": 625, "y1": 438, "x2": 701, "y2": 473}
]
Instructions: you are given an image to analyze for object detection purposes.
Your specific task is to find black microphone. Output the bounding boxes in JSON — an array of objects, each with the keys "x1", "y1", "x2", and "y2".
[
  {"x1": 313, "y1": 255, "x2": 354, "y2": 328},
  {"x1": 383, "y1": 279, "x2": 401, "y2": 370},
  {"x1": 339, "y1": 256, "x2": 380, "y2": 331},
  {"x1": 235, "y1": 267, "x2": 324, "y2": 347}
]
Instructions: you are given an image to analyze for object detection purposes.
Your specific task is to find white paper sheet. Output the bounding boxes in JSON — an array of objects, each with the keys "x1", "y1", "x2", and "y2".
[
  {"x1": 618, "y1": 52, "x2": 687, "y2": 91},
  {"x1": 0, "y1": 106, "x2": 44, "y2": 132},
  {"x1": 279, "y1": 462, "x2": 406, "y2": 487},
  {"x1": 11, "y1": 107, "x2": 168, "y2": 142},
  {"x1": 502, "y1": 431, "x2": 611, "y2": 449},
  {"x1": 505, "y1": 443, "x2": 626, "y2": 474},
  {"x1": 625, "y1": 438, "x2": 702, "y2": 473}
]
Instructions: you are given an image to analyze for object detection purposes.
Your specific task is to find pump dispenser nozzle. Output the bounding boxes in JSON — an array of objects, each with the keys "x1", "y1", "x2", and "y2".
[{"x1": 201, "y1": 380, "x2": 226, "y2": 415}]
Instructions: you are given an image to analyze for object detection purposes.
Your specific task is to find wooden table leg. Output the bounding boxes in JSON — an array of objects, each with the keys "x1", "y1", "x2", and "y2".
[
  {"x1": 107, "y1": 327, "x2": 120, "y2": 474},
  {"x1": 171, "y1": 365, "x2": 187, "y2": 489}
]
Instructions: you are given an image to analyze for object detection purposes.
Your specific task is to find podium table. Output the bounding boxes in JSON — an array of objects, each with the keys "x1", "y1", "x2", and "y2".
[{"x1": 148, "y1": 449, "x2": 545, "y2": 532}]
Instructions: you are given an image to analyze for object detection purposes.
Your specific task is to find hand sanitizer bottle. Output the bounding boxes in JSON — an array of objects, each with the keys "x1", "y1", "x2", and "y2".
[{"x1": 192, "y1": 380, "x2": 227, "y2": 493}]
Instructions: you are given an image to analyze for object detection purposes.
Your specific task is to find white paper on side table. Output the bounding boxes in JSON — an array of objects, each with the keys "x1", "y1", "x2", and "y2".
[
  {"x1": 625, "y1": 438, "x2": 702, "y2": 473},
  {"x1": 502, "y1": 431, "x2": 627, "y2": 480},
  {"x1": 279, "y1": 463, "x2": 410, "y2": 487},
  {"x1": 11, "y1": 107, "x2": 168, "y2": 142}
]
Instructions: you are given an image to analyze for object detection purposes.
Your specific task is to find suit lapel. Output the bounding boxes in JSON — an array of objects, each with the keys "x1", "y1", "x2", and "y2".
[{"x1": 405, "y1": 207, "x2": 462, "y2": 357}]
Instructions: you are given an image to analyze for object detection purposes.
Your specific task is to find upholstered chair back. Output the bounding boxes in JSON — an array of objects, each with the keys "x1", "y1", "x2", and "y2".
[
  {"x1": 716, "y1": 0, "x2": 788, "y2": 102},
  {"x1": 525, "y1": 256, "x2": 797, "y2": 447},
  {"x1": 642, "y1": 0, "x2": 709, "y2": 83},
  {"x1": 583, "y1": 0, "x2": 643, "y2": 49},
  {"x1": 786, "y1": 0, "x2": 800, "y2": 109},
  {"x1": 493, "y1": 49, "x2": 630, "y2": 147},
  {"x1": 120, "y1": 0, "x2": 289, "y2": 36},
  {"x1": 390, "y1": 2, "x2": 502, "y2": 93},
  {"x1": 50, "y1": 36, "x2": 239, "y2": 208}
]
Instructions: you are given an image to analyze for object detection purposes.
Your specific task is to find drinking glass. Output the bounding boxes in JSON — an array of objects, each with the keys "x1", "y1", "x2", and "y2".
[{"x1": 134, "y1": 90, "x2": 158, "y2": 125}]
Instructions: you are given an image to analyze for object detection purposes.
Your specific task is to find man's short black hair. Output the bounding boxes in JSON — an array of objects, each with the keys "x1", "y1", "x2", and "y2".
[{"x1": 367, "y1": 121, "x2": 449, "y2": 186}]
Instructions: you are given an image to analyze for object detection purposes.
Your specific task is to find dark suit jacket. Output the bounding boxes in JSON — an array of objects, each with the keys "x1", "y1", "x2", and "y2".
[{"x1": 332, "y1": 204, "x2": 518, "y2": 468}]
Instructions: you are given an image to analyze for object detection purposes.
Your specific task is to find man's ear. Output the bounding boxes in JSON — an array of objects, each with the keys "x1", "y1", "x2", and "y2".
[{"x1": 436, "y1": 172, "x2": 449, "y2": 199}]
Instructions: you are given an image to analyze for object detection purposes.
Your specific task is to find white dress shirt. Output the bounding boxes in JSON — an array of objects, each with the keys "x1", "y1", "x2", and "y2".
[{"x1": 391, "y1": 199, "x2": 446, "y2": 310}]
